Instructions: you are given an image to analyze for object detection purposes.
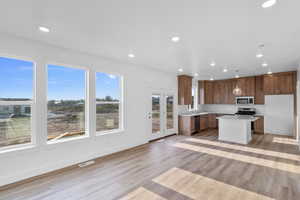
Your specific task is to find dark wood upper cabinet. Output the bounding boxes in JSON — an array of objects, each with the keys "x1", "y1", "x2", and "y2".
[
  {"x1": 199, "y1": 80, "x2": 214, "y2": 104},
  {"x1": 255, "y1": 76, "x2": 264, "y2": 104},
  {"x1": 178, "y1": 75, "x2": 193, "y2": 105},
  {"x1": 263, "y1": 74, "x2": 277, "y2": 95},
  {"x1": 225, "y1": 79, "x2": 236, "y2": 104},
  {"x1": 211, "y1": 79, "x2": 236, "y2": 104},
  {"x1": 213, "y1": 81, "x2": 221, "y2": 104},
  {"x1": 196, "y1": 71, "x2": 296, "y2": 105},
  {"x1": 198, "y1": 80, "x2": 204, "y2": 104},
  {"x1": 263, "y1": 71, "x2": 296, "y2": 95},
  {"x1": 203, "y1": 81, "x2": 214, "y2": 104},
  {"x1": 277, "y1": 72, "x2": 296, "y2": 94},
  {"x1": 236, "y1": 77, "x2": 255, "y2": 97}
]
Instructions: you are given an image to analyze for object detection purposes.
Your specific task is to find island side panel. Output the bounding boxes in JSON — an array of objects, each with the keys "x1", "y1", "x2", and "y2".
[{"x1": 218, "y1": 119, "x2": 251, "y2": 144}]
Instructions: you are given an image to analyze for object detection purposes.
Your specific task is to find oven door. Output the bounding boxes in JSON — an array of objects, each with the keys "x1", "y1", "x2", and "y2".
[{"x1": 236, "y1": 98, "x2": 249, "y2": 105}]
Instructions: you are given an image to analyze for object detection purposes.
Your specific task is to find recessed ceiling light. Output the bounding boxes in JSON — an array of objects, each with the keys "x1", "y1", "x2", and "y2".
[
  {"x1": 128, "y1": 53, "x2": 135, "y2": 58},
  {"x1": 223, "y1": 68, "x2": 228, "y2": 72},
  {"x1": 256, "y1": 53, "x2": 264, "y2": 58},
  {"x1": 210, "y1": 61, "x2": 216, "y2": 67},
  {"x1": 194, "y1": 73, "x2": 199, "y2": 77},
  {"x1": 256, "y1": 44, "x2": 264, "y2": 58},
  {"x1": 178, "y1": 68, "x2": 183, "y2": 72},
  {"x1": 262, "y1": 62, "x2": 268, "y2": 67},
  {"x1": 210, "y1": 77, "x2": 214, "y2": 81},
  {"x1": 262, "y1": 0, "x2": 277, "y2": 8},
  {"x1": 171, "y1": 36, "x2": 180, "y2": 43},
  {"x1": 39, "y1": 26, "x2": 50, "y2": 33},
  {"x1": 267, "y1": 70, "x2": 272, "y2": 74}
]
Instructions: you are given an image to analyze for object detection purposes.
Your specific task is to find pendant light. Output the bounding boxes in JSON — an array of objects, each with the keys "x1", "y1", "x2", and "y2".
[
  {"x1": 233, "y1": 85, "x2": 242, "y2": 96},
  {"x1": 233, "y1": 70, "x2": 242, "y2": 96}
]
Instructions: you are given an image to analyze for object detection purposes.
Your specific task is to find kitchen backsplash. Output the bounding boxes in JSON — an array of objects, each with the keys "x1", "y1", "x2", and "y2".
[
  {"x1": 203, "y1": 104, "x2": 265, "y2": 115},
  {"x1": 178, "y1": 104, "x2": 265, "y2": 115}
]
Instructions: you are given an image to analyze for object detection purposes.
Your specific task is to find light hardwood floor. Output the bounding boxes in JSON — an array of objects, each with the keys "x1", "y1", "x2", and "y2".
[{"x1": 1, "y1": 129, "x2": 300, "y2": 200}]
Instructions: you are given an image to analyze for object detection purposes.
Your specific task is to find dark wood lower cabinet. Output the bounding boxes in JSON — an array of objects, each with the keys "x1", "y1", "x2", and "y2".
[
  {"x1": 195, "y1": 116, "x2": 200, "y2": 132},
  {"x1": 179, "y1": 114, "x2": 210, "y2": 135},
  {"x1": 200, "y1": 115, "x2": 208, "y2": 131},
  {"x1": 208, "y1": 114, "x2": 217, "y2": 128},
  {"x1": 178, "y1": 116, "x2": 195, "y2": 136},
  {"x1": 254, "y1": 116, "x2": 264, "y2": 134}
]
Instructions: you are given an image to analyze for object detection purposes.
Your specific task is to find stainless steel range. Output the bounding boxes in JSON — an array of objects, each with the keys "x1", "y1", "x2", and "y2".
[
  {"x1": 235, "y1": 107, "x2": 256, "y2": 116},
  {"x1": 235, "y1": 107, "x2": 256, "y2": 132}
]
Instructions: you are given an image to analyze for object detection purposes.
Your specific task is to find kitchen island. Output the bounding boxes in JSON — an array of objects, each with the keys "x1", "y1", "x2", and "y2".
[{"x1": 217, "y1": 115, "x2": 258, "y2": 144}]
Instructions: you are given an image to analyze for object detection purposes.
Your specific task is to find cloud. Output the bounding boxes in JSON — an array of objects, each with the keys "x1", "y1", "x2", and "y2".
[{"x1": 108, "y1": 74, "x2": 116, "y2": 79}]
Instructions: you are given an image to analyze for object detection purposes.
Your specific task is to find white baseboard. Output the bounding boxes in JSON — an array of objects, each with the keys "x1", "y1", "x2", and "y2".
[{"x1": 0, "y1": 140, "x2": 147, "y2": 187}]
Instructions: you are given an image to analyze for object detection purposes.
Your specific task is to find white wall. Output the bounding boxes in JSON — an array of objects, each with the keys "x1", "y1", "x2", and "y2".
[
  {"x1": 0, "y1": 33, "x2": 177, "y2": 186},
  {"x1": 297, "y1": 64, "x2": 300, "y2": 147}
]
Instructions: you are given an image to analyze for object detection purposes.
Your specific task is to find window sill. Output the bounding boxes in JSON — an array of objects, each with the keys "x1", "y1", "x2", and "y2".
[
  {"x1": 0, "y1": 143, "x2": 35, "y2": 154},
  {"x1": 47, "y1": 135, "x2": 90, "y2": 145},
  {"x1": 96, "y1": 128, "x2": 124, "y2": 136}
]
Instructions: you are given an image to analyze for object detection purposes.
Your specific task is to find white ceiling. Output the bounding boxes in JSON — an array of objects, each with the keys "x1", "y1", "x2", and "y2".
[{"x1": 1, "y1": 0, "x2": 300, "y2": 80}]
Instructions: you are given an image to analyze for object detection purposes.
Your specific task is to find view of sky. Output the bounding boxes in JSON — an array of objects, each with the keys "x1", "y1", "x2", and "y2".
[
  {"x1": 0, "y1": 57, "x2": 121, "y2": 100},
  {"x1": 0, "y1": 57, "x2": 33, "y2": 99},
  {"x1": 49, "y1": 66, "x2": 121, "y2": 100},
  {"x1": 96, "y1": 72, "x2": 120, "y2": 100}
]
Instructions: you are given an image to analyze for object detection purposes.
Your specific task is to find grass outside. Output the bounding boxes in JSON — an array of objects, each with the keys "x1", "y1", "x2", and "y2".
[
  {"x1": 0, "y1": 113, "x2": 121, "y2": 147},
  {"x1": 0, "y1": 112, "x2": 173, "y2": 147},
  {"x1": 0, "y1": 117, "x2": 31, "y2": 147}
]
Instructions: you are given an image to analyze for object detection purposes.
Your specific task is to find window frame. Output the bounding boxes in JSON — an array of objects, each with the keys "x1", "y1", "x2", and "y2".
[
  {"x1": 0, "y1": 55, "x2": 36, "y2": 152},
  {"x1": 95, "y1": 72, "x2": 124, "y2": 135},
  {"x1": 46, "y1": 62, "x2": 89, "y2": 144},
  {"x1": 165, "y1": 93, "x2": 176, "y2": 132}
]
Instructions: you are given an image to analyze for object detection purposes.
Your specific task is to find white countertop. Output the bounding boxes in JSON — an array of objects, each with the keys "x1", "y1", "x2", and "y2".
[
  {"x1": 217, "y1": 115, "x2": 259, "y2": 121},
  {"x1": 179, "y1": 112, "x2": 263, "y2": 117},
  {"x1": 179, "y1": 112, "x2": 234, "y2": 117}
]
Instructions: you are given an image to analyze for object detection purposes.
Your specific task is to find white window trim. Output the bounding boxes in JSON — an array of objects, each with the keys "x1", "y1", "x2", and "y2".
[
  {"x1": 46, "y1": 63, "x2": 90, "y2": 144},
  {"x1": 189, "y1": 79, "x2": 198, "y2": 111},
  {"x1": 95, "y1": 73, "x2": 124, "y2": 136},
  {"x1": 165, "y1": 94, "x2": 176, "y2": 132},
  {"x1": 0, "y1": 56, "x2": 36, "y2": 152}
]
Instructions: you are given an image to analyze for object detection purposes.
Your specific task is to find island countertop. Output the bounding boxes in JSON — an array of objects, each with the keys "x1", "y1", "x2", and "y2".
[
  {"x1": 179, "y1": 112, "x2": 235, "y2": 117},
  {"x1": 179, "y1": 112, "x2": 263, "y2": 117},
  {"x1": 217, "y1": 115, "x2": 259, "y2": 121}
]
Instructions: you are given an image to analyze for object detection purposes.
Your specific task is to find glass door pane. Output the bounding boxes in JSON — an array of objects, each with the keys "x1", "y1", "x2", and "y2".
[
  {"x1": 152, "y1": 95, "x2": 160, "y2": 133},
  {"x1": 166, "y1": 95, "x2": 174, "y2": 130}
]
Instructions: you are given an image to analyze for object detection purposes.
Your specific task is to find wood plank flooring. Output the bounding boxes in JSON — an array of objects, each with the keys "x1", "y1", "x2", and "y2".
[{"x1": 1, "y1": 129, "x2": 300, "y2": 200}]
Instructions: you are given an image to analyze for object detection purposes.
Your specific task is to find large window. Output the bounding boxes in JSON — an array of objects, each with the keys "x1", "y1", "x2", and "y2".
[
  {"x1": 96, "y1": 72, "x2": 122, "y2": 133},
  {"x1": 47, "y1": 65, "x2": 86, "y2": 142},
  {"x1": 0, "y1": 57, "x2": 34, "y2": 148}
]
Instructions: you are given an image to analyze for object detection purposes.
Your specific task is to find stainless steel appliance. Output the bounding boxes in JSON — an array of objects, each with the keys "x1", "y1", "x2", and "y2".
[
  {"x1": 235, "y1": 96, "x2": 254, "y2": 105},
  {"x1": 235, "y1": 107, "x2": 256, "y2": 131},
  {"x1": 235, "y1": 107, "x2": 256, "y2": 116}
]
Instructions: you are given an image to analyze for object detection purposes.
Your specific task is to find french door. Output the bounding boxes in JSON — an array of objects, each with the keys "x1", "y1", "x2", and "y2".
[{"x1": 149, "y1": 92, "x2": 176, "y2": 141}]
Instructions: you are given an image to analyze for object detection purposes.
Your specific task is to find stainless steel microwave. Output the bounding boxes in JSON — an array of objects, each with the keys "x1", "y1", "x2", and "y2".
[{"x1": 235, "y1": 96, "x2": 254, "y2": 105}]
